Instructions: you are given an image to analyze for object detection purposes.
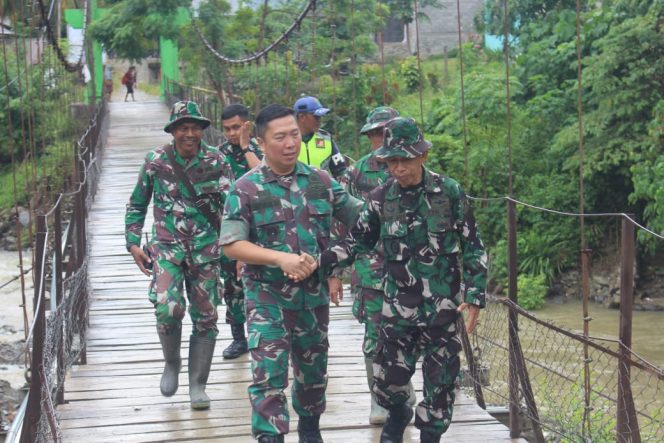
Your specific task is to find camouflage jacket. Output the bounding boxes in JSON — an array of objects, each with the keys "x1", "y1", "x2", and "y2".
[
  {"x1": 125, "y1": 141, "x2": 232, "y2": 264},
  {"x1": 219, "y1": 161, "x2": 362, "y2": 310},
  {"x1": 322, "y1": 168, "x2": 487, "y2": 308},
  {"x1": 338, "y1": 152, "x2": 390, "y2": 290},
  {"x1": 219, "y1": 139, "x2": 263, "y2": 180}
]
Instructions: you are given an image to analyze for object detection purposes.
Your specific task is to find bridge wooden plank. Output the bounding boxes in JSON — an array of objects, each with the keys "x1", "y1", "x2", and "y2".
[{"x1": 57, "y1": 99, "x2": 525, "y2": 442}]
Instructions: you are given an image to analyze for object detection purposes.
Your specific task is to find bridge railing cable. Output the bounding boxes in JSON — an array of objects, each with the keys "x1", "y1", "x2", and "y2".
[
  {"x1": 13, "y1": 98, "x2": 108, "y2": 443},
  {"x1": 459, "y1": 297, "x2": 663, "y2": 441},
  {"x1": 458, "y1": 194, "x2": 663, "y2": 442}
]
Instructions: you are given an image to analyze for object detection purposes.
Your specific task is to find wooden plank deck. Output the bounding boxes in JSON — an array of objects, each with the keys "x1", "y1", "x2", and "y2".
[{"x1": 57, "y1": 99, "x2": 525, "y2": 442}]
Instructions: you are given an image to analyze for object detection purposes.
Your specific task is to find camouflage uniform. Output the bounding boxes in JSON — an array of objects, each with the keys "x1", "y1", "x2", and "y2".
[
  {"x1": 218, "y1": 139, "x2": 263, "y2": 326},
  {"x1": 125, "y1": 140, "x2": 231, "y2": 338},
  {"x1": 321, "y1": 118, "x2": 487, "y2": 438},
  {"x1": 219, "y1": 161, "x2": 361, "y2": 438},
  {"x1": 338, "y1": 106, "x2": 398, "y2": 358}
]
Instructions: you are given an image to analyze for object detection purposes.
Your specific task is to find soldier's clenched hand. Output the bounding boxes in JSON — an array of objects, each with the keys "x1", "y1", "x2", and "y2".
[
  {"x1": 328, "y1": 277, "x2": 343, "y2": 306},
  {"x1": 457, "y1": 303, "x2": 480, "y2": 334},
  {"x1": 129, "y1": 245, "x2": 152, "y2": 277}
]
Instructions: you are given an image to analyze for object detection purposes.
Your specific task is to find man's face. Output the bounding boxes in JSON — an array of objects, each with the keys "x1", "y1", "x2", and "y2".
[
  {"x1": 222, "y1": 115, "x2": 247, "y2": 146},
  {"x1": 172, "y1": 121, "x2": 204, "y2": 158},
  {"x1": 258, "y1": 115, "x2": 301, "y2": 174},
  {"x1": 297, "y1": 112, "x2": 321, "y2": 135},
  {"x1": 366, "y1": 128, "x2": 384, "y2": 150},
  {"x1": 384, "y1": 153, "x2": 427, "y2": 187}
]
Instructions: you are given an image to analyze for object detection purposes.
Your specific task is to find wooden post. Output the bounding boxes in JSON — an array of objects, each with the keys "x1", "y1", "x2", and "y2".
[
  {"x1": 507, "y1": 198, "x2": 521, "y2": 438},
  {"x1": 616, "y1": 216, "x2": 640, "y2": 442},
  {"x1": 54, "y1": 204, "x2": 65, "y2": 405},
  {"x1": 20, "y1": 216, "x2": 47, "y2": 443}
]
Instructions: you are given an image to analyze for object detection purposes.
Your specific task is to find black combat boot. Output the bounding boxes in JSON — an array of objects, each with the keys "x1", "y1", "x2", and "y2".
[
  {"x1": 222, "y1": 323, "x2": 248, "y2": 359},
  {"x1": 297, "y1": 415, "x2": 323, "y2": 443},
  {"x1": 257, "y1": 434, "x2": 285, "y2": 443},
  {"x1": 157, "y1": 328, "x2": 181, "y2": 397},
  {"x1": 419, "y1": 428, "x2": 442, "y2": 443},
  {"x1": 188, "y1": 335, "x2": 215, "y2": 410},
  {"x1": 379, "y1": 403, "x2": 414, "y2": 443}
]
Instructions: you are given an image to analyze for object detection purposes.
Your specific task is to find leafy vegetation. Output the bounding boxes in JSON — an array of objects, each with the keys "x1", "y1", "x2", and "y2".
[{"x1": 5, "y1": 0, "x2": 663, "y2": 304}]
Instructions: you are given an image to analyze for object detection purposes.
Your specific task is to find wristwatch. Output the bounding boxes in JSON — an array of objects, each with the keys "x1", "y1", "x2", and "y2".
[{"x1": 241, "y1": 146, "x2": 250, "y2": 154}]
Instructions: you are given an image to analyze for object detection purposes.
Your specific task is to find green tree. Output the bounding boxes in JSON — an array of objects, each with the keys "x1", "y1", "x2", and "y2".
[{"x1": 89, "y1": 0, "x2": 191, "y2": 61}]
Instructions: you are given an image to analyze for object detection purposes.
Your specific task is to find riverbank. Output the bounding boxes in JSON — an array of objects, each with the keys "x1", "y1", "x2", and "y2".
[{"x1": 0, "y1": 250, "x2": 32, "y2": 437}]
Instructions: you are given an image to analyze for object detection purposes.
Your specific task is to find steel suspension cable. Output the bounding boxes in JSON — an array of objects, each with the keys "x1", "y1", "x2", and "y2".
[
  {"x1": 573, "y1": 0, "x2": 592, "y2": 438},
  {"x1": 502, "y1": 0, "x2": 513, "y2": 195},
  {"x1": 1, "y1": 22, "x2": 31, "y2": 368},
  {"x1": 455, "y1": 0, "x2": 469, "y2": 187},
  {"x1": 192, "y1": 0, "x2": 317, "y2": 65},
  {"x1": 413, "y1": 0, "x2": 424, "y2": 125},
  {"x1": 36, "y1": 0, "x2": 87, "y2": 72},
  {"x1": 350, "y1": 0, "x2": 359, "y2": 148},
  {"x1": 379, "y1": 0, "x2": 387, "y2": 104},
  {"x1": 330, "y1": 1, "x2": 337, "y2": 138}
]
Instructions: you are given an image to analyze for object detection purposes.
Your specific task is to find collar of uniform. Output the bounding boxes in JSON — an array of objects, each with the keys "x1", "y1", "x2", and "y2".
[
  {"x1": 260, "y1": 160, "x2": 311, "y2": 183},
  {"x1": 385, "y1": 167, "x2": 437, "y2": 200},
  {"x1": 422, "y1": 168, "x2": 443, "y2": 194},
  {"x1": 170, "y1": 140, "x2": 207, "y2": 168},
  {"x1": 366, "y1": 153, "x2": 386, "y2": 172}
]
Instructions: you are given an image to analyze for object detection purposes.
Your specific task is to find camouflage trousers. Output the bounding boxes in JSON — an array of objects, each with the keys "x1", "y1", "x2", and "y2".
[
  {"x1": 148, "y1": 252, "x2": 219, "y2": 339},
  {"x1": 351, "y1": 286, "x2": 384, "y2": 357},
  {"x1": 219, "y1": 255, "x2": 246, "y2": 325},
  {"x1": 373, "y1": 297, "x2": 461, "y2": 437},
  {"x1": 246, "y1": 300, "x2": 329, "y2": 437}
]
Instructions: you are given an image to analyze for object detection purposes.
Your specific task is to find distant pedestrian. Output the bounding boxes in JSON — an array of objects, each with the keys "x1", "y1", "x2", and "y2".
[
  {"x1": 122, "y1": 66, "x2": 137, "y2": 102},
  {"x1": 103, "y1": 65, "x2": 113, "y2": 101}
]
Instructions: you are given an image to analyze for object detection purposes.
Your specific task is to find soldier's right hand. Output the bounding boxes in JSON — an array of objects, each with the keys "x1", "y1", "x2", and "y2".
[
  {"x1": 278, "y1": 252, "x2": 317, "y2": 282},
  {"x1": 129, "y1": 245, "x2": 153, "y2": 277}
]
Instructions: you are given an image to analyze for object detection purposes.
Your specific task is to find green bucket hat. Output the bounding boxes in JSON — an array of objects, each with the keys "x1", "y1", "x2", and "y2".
[
  {"x1": 360, "y1": 106, "x2": 400, "y2": 134},
  {"x1": 375, "y1": 117, "x2": 432, "y2": 159},
  {"x1": 164, "y1": 101, "x2": 211, "y2": 133}
]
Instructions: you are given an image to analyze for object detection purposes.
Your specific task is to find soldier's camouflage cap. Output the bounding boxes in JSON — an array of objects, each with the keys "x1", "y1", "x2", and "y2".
[
  {"x1": 360, "y1": 106, "x2": 400, "y2": 134},
  {"x1": 374, "y1": 117, "x2": 431, "y2": 159},
  {"x1": 164, "y1": 101, "x2": 211, "y2": 133}
]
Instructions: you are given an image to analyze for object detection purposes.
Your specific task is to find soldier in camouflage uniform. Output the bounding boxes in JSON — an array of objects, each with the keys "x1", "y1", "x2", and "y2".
[
  {"x1": 321, "y1": 117, "x2": 487, "y2": 443},
  {"x1": 338, "y1": 106, "x2": 416, "y2": 425},
  {"x1": 219, "y1": 104, "x2": 361, "y2": 443},
  {"x1": 125, "y1": 101, "x2": 232, "y2": 410},
  {"x1": 218, "y1": 104, "x2": 263, "y2": 359}
]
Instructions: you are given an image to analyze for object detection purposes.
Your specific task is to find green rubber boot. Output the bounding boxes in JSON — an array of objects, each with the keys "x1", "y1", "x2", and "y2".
[{"x1": 188, "y1": 335, "x2": 215, "y2": 410}]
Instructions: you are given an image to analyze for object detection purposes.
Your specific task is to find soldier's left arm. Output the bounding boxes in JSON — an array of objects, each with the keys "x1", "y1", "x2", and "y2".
[
  {"x1": 328, "y1": 139, "x2": 347, "y2": 179},
  {"x1": 453, "y1": 184, "x2": 488, "y2": 308}
]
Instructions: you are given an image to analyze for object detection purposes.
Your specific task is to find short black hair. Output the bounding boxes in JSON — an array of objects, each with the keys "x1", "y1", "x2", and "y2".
[
  {"x1": 221, "y1": 104, "x2": 250, "y2": 121},
  {"x1": 255, "y1": 104, "x2": 295, "y2": 138}
]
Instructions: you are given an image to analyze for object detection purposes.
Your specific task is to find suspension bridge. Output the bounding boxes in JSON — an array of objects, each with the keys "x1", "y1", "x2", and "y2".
[{"x1": 1, "y1": 0, "x2": 663, "y2": 442}]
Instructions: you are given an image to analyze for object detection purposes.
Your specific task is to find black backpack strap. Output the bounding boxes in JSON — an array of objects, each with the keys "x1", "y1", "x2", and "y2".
[{"x1": 165, "y1": 145, "x2": 220, "y2": 231}]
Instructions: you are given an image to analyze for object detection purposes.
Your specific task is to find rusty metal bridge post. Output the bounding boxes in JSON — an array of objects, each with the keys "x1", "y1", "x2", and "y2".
[
  {"x1": 507, "y1": 198, "x2": 521, "y2": 438},
  {"x1": 617, "y1": 216, "x2": 640, "y2": 442}
]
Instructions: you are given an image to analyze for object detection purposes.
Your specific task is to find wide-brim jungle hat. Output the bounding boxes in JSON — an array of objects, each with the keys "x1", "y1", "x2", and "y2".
[
  {"x1": 375, "y1": 117, "x2": 432, "y2": 159},
  {"x1": 164, "y1": 101, "x2": 211, "y2": 133},
  {"x1": 360, "y1": 106, "x2": 400, "y2": 134}
]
